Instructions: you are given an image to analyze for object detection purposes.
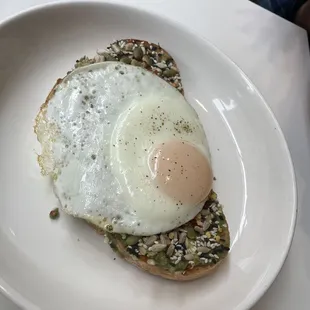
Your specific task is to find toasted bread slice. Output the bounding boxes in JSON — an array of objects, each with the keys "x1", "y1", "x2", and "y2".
[
  {"x1": 94, "y1": 193, "x2": 230, "y2": 281},
  {"x1": 35, "y1": 39, "x2": 230, "y2": 281}
]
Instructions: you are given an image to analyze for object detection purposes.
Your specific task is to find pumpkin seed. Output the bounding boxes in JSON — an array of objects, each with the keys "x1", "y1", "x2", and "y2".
[
  {"x1": 168, "y1": 232, "x2": 174, "y2": 240},
  {"x1": 155, "y1": 252, "x2": 169, "y2": 266},
  {"x1": 133, "y1": 47, "x2": 143, "y2": 60},
  {"x1": 125, "y1": 235, "x2": 140, "y2": 246},
  {"x1": 210, "y1": 191, "x2": 218, "y2": 200},
  {"x1": 131, "y1": 59, "x2": 143, "y2": 67},
  {"x1": 161, "y1": 53, "x2": 172, "y2": 62},
  {"x1": 103, "y1": 53, "x2": 116, "y2": 61},
  {"x1": 174, "y1": 260, "x2": 188, "y2": 271},
  {"x1": 149, "y1": 244, "x2": 167, "y2": 253},
  {"x1": 163, "y1": 68, "x2": 178, "y2": 77},
  {"x1": 120, "y1": 57, "x2": 132, "y2": 64},
  {"x1": 166, "y1": 244, "x2": 175, "y2": 257},
  {"x1": 186, "y1": 226, "x2": 197, "y2": 239}
]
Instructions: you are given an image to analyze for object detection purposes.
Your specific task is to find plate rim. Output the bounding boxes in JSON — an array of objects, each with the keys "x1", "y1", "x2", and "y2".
[{"x1": 0, "y1": 1, "x2": 297, "y2": 309}]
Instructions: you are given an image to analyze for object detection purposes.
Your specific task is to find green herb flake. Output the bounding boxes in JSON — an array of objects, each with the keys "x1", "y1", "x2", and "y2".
[{"x1": 49, "y1": 208, "x2": 60, "y2": 220}]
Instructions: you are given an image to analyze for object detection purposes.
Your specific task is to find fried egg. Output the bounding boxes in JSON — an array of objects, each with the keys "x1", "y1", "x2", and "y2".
[{"x1": 35, "y1": 62, "x2": 213, "y2": 235}]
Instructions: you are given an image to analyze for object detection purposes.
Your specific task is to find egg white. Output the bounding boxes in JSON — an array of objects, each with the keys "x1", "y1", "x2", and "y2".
[{"x1": 36, "y1": 62, "x2": 211, "y2": 235}]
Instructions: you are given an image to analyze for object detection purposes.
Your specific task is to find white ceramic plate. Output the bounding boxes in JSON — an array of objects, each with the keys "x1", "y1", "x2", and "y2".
[{"x1": 0, "y1": 2, "x2": 296, "y2": 310}]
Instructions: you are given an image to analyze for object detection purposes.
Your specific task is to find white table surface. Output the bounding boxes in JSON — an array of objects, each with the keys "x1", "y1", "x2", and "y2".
[{"x1": 0, "y1": 0, "x2": 309, "y2": 309}]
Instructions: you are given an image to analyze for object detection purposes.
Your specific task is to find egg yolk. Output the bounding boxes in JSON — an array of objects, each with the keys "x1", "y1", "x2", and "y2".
[{"x1": 149, "y1": 141, "x2": 213, "y2": 206}]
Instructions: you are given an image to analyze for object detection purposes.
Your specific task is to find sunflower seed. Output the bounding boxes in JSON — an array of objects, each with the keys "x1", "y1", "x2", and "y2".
[
  {"x1": 173, "y1": 230, "x2": 179, "y2": 241},
  {"x1": 184, "y1": 254, "x2": 194, "y2": 261},
  {"x1": 194, "y1": 226, "x2": 204, "y2": 235},
  {"x1": 164, "y1": 234, "x2": 171, "y2": 245},
  {"x1": 147, "y1": 259, "x2": 156, "y2": 265},
  {"x1": 124, "y1": 43, "x2": 134, "y2": 51},
  {"x1": 156, "y1": 62, "x2": 167, "y2": 69},
  {"x1": 145, "y1": 235, "x2": 158, "y2": 246},
  {"x1": 153, "y1": 67, "x2": 162, "y2": 74},
  {"x1": 201, "y1": 209, "x2": 211, "y2": 216},
  {"x1": 139, "y1": 247, "x2": 147, "y2": 255},
  {"x1": 196, "y1": 220, "x2": 204, "y2": 227},
  {"x1": 160, "y1": 234, "x2": 168, "y2": 245},
  {"x1": 185, "y1": 237, "x2": 190, "y2": 249},
  {"x1": 179, "y1": 232, "x2": 187, "y2": 244},
  {"x1": 203, "y1": 220, "x2": 211, "y2": 231},
  {"x1": 166, "y1": 244, "x2": 175, "y2": 257},
  {"x1": 142, "y1": 55, "x2": 152, "y2": 66},
  {"x1": 149, "y1": 244, "x2": 167, "y2": 252},
  {"x1": 197, "y1": 247, "x2": 211, "y2": 253},
  {"x1": 111, "y1": 43, "x2": 121, "y2": 54},
  {"x1": 94, "y1": 55, "x2": 105, "y2": 62},
  {"x1": 96, "y1": 49, "x2": 106, "y2": 56},
  {"x1": 141, "y1": 46, "x2": 146, "y2": 54},
  {"x1": 119, "y1": 41, "x2": 126, "y2": 48}
]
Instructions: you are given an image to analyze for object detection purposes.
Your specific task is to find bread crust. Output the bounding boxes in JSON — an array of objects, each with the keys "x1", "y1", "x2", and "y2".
[{"x1": 95, "y1": 225, "x2": 230, "y2": 281}]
